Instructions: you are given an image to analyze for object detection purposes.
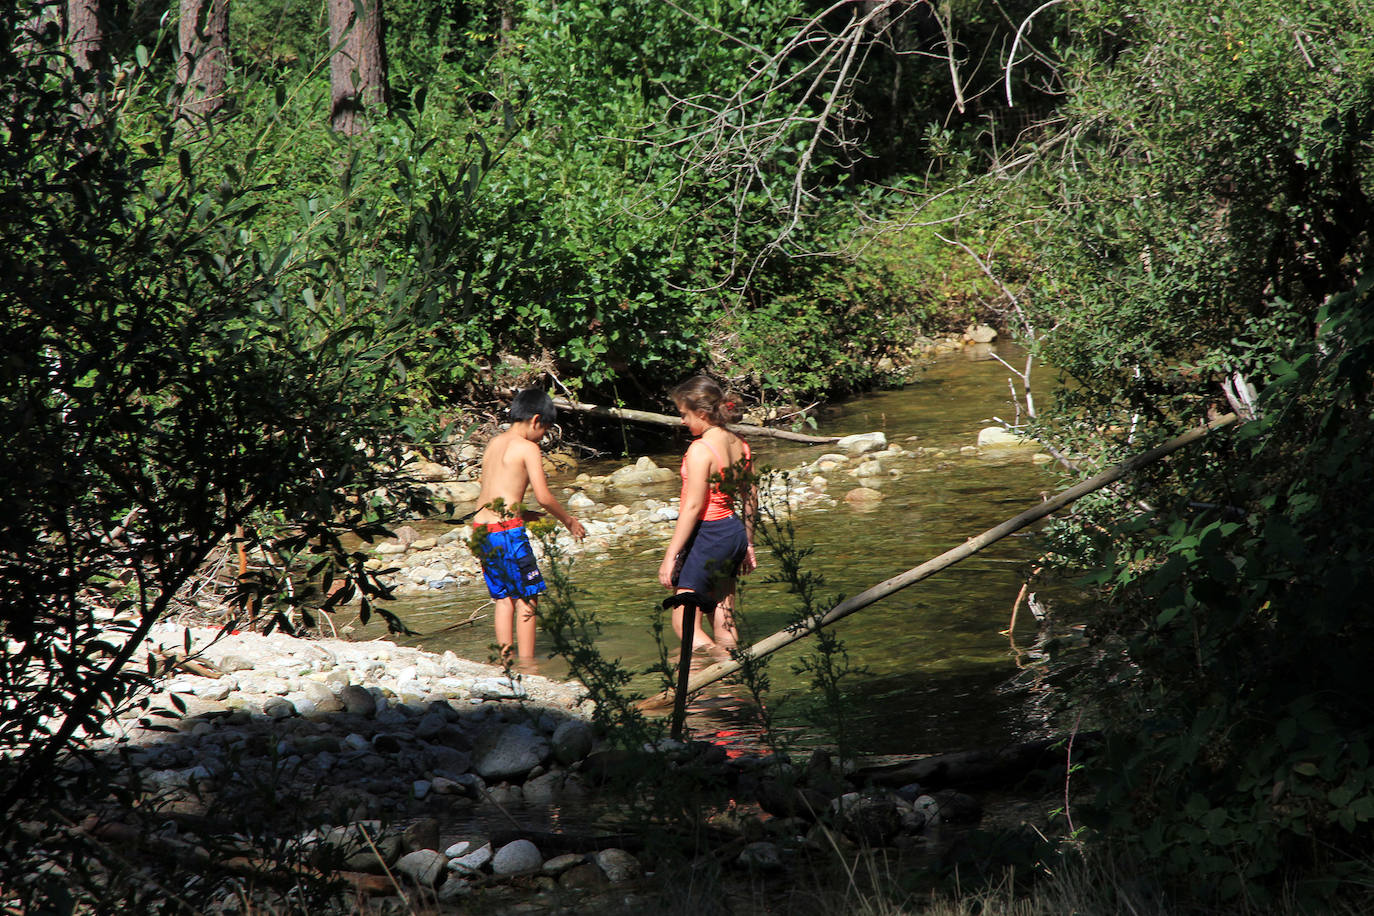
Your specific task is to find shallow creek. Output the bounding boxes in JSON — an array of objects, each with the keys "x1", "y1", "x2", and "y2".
[{"x1": 365, "y1": 343, "x2": 1065, "y2": 760}]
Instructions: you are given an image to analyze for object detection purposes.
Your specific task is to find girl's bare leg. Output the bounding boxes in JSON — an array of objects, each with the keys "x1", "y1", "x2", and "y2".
[
  {"x1": 671, "y1": 588, "x2": 717, "y2": 651},
  {"x1": 711, "y1": 586, "x2": 740, "y2": 648}
]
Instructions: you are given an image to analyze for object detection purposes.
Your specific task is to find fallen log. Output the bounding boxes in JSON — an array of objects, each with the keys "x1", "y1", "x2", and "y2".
[
  {"x1": 639, "y1": 412, "x2": 1242, "y2": 708},
  {"x1": 550, "y1": 396, "x2": 841, "y2": 444},
  {"x1": 851, "y1": 734, "x2": 1101, "y2": 792}
]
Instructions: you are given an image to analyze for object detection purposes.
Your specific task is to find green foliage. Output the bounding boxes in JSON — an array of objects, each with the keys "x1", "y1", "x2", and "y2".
[
  {"x1": 0, "y1": 4, "x2": 507, "y2": 905},
  {"x1": 1009, "y1": 0, "x2": 1374, "y2": 899},
  {"x1": 1025, "y1": 0, "x2": 1374, "y2": 445},
  {"x1": 1068, "y1": 277, "x2": 1374, "y2": 902}
]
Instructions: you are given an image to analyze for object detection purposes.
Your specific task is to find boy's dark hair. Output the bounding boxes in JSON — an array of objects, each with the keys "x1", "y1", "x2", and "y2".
[{"x1": 510, "y1": 388, "x2": 557, "y2": 426}]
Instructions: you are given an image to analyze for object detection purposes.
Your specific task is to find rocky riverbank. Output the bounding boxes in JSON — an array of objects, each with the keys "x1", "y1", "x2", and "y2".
[{"x1": 86, "y1": 619, "x2": 1033, "y2": 913}]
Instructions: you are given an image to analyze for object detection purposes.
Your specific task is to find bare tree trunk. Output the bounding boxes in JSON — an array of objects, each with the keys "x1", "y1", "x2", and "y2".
[
  {"x1": 65, "y1": 0, "x2": 100, "y2": 71},
  {"x1": 65, "y1": 0, "x2": 102, "y2": 122},
  {"x1": 176, "y1": 0, "x2": 229, "y2": 127},
  {"x1": 328, "y1": 0, "x2": 389, "y2": 135}
]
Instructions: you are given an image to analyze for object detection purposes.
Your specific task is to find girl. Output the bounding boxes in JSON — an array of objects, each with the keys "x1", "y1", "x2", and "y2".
[{"x1": 657, "y1": 376, "x2": 757, "y2": 650}]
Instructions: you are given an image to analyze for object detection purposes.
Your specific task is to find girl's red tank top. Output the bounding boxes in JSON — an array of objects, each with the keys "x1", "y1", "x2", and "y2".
[{"x1": 680, "y1": 435, "x2": 751, "y2": 521}]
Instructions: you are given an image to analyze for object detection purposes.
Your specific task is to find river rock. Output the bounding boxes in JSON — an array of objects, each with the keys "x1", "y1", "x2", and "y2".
[
  {"x1": 835, "y1": 432, "x2": 887, "y2": 455},
  {"x1": 964, "y1": 324, "x2": 997, "y2": 344},
  {"x1": 396, "y1": 849, "x2": 447, "y2": 887},
  {"x1": 492, "y1": 839, "x2": 543, "y2": 875},
  {"x1": 403, "y1": 817, "x2": 440, "y2": 852},
  {"x1": 522, "y1": 771, "x2": 564, "y2": 804},
  {"x1": 831, "y1": 793, "x2": 902, "y2": 846},
  {"x1": 551, "y1": 718, "x2": 596, "y2": 765},
  {"x1": 560, "y1": 862, "x2": 609, "y2": 889},
  {"x1": 473, "y1": 723, "x2": 550, "y2": 781},
  {"x1": 448, "y1": 842, "x2": 493, "y2": 874},
  {"x1": 542, "y1": 853, "x2": 584, "y2": 876},
  {"x1": 470, "y1": 676, "x2": 528, "y2": 700},
  {"x1": 338, "y1": 685, "x2": 376, "y2": 717},
  {"x1": 568, "y1": 492, "x2": 596, "y2": 510},
  {"x1": 844, "y1": 487, "x2": 884, "y2": 505},
  {"x1": 853, "y1": 459, "x2": 884, "y2": 478},
  {"x1": 977, "y1": 426, "x2": 1034, "y2": 449},
  {"x1": 594, "y1": 848, "x2": 642, "y2": 883},
  {"x1": 738, "y1": 841, "x2": 784, "y2": 871},
  {"x1": 608, "y1": 458, "x2": 675, "y2": 489}
]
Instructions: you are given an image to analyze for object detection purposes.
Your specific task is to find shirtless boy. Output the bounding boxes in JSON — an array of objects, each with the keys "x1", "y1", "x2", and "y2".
[{"x1": 470, "y1": 389, "x2": 585, "y2": 659}]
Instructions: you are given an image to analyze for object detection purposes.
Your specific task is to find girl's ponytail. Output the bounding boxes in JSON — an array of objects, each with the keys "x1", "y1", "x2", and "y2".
[{"x1": 670, "y1": 375, "x2": 741, "y2": 427}]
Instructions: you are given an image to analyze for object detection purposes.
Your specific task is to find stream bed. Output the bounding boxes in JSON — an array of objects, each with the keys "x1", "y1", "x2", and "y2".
[{"x1": 365, "y1": 343, "x2": 1067, "y2": 760}]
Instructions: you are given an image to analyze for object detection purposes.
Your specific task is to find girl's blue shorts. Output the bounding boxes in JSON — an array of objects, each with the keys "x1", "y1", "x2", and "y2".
[{"x1": 673, "y1": 516, "x2": 747, "y2": 601}]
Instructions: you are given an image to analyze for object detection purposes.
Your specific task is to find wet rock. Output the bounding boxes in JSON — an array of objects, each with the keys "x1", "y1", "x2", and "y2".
[
  {"x1": 738, "y1": 841, "x2": 784, "y2": 871},
  {"x1": 977, "y1": 426, "x2": 1034, "y2": 449},
  {"x1": 963, "y1": 324, "x2": 997, "y2": 344},
  {"x1": 930, "y1": 789, "x2": 982, "y2": 823},
  {"x1": 522, "y1": 771, "x2": 563, "y2": 804},
  {"x1": 831, "y1": 793, "x2": 902, "y2": 846},
  {"x1": 492, "y1": 839, "x2": 543, "y2": 875},
  {"x1": 448, "y1": 842, "x2": 492, "y2": 874},
  {"x1": 396, "y1": 849, "x2": 446, "y2": 887},
  {"x1": 542, "y1": 853, "x2": 584, "y2": 876},
  {"x1": 403, "y1": 817, "x2": 440, "y2": 852},
  {"x1": 551, "y1": 718, "x2": 595, "y2": 765},
  {"x1": 595, "y1": 848, "x2": 642, "y2": 884},
  {"x1": 437, "y1": 877, "x2": 474, "y2": 902},
  {"x1": 844, "y1": 487, "x2": 884, "y2": 505},
  {"x1": 835, "y1": 432, "x2": 887, "y2": 455},
  {"x1": 560, "y1": 862, "x2": 608, "y2": 889}
]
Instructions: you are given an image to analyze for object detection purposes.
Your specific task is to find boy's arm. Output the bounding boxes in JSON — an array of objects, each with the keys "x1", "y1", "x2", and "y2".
[{"x1": 521, "y1": 441, "x2": 585, "y2": 538}]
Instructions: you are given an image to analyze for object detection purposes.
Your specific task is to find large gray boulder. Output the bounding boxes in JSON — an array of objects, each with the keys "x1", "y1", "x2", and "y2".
[
  {"x1": 473, "y1": 723, "x2": 551, "y2": 782},
  {"x1": 551, "y1": 718, "x2": 596, "y2": 765},
  {"x1": 492, "y1": 839, "x2": 543, "y2": 876}
]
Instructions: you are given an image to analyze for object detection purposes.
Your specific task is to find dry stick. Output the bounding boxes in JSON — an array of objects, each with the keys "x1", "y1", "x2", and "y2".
[
  {"x1": 639, "y1": 412, "x2": 1241, "y2": 709},
  {"x1": 548, "y1": 396, "x2": 841, "y2": 444}
]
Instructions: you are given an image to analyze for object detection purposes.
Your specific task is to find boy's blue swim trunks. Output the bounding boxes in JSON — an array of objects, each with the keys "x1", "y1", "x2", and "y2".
[{"x1": 471, "y1": 520, "x2": 547, "y2": 600}]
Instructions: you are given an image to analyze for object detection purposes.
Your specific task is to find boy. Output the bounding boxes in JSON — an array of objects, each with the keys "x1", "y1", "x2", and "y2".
[{"x1": 470, "y1": 389, "x2": 585, "y2": 659}]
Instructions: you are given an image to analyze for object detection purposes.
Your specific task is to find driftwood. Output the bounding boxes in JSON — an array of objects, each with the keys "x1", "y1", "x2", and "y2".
[
  {"x1": 852, "y1": 735, "x2": 1101, "y2": 792},
  {"x1": 148, "y1": 648, "x2": 224, "y2": 679},
  {"x1": 639, "y1": 412, "x2": 1242, "y2": 709},
  {"x1": 550, "y1": 396, "x2": 840, "y2": 444}
]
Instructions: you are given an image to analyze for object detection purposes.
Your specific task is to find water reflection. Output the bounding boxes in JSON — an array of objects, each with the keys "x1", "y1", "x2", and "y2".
[{"x1": 371, "y1": 344, "x2": 1068, "y2": 757}]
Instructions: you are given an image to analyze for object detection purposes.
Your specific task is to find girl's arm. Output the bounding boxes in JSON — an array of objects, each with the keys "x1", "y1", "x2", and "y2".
[
  {"x1": 658, "y1": 443, "x2": 711, "y2": 588},
  {"x1": 741, "y1": 463, "x2": 759, "y2": 574}
]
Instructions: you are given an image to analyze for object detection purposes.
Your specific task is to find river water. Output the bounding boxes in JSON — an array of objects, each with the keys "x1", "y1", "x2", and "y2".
[{"x1": 370, "y1": 343, "x2": 1065, "y2": 760}]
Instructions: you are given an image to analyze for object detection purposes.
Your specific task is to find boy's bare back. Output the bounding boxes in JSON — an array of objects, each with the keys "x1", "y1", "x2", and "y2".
[{"x1": 472, "y1": 429, "x2": 539, "y2": 524}]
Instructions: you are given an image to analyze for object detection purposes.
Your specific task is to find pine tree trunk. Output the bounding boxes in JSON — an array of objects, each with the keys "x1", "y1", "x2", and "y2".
[
  {"x1": 65, "y1": 0, "x2": 101, "y2": 71},
  {"x1": 328, "y1": 0, "x2": 388, "y2": 135},
  {"x1": 176, "y1": 0, "x2": 229, "y2": 127}
]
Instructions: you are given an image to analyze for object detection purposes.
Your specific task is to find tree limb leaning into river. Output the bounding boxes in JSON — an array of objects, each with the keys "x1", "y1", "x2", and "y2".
[
  {"x1": 549, "y1": 396, "x2": 840, "y2": 444},
  {"x1": 639, "y1": 411, "x2": 1243, "y2": 709}
]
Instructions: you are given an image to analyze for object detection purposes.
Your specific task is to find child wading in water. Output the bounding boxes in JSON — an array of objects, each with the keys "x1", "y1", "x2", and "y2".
[
  {"x1": 471, "y1": 389, "x2": 585, "y2": 660},
  {"x1": 658, "y1": 376, "x2": 757, "y2": 651}
]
